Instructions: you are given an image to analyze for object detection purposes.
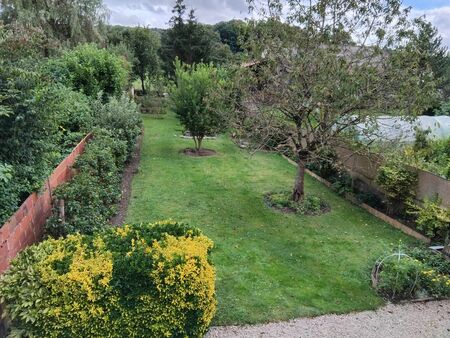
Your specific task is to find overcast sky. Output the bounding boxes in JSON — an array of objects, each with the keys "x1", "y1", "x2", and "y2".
[{"x1": 105, "y1": 0, "x2": 450, "y2": 47}]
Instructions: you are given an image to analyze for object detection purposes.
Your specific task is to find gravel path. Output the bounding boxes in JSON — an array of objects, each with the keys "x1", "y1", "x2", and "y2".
[{"x1": 206, "y1": 300, "x2": 450, "y2": 338}]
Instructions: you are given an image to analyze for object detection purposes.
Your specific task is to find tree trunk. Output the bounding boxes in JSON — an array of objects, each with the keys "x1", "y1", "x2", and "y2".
[
  {"x1": 444, "y1": 230, "x2": 450, "y2": 256},
  {"x1": 193, "y1": 136, "x2": 203, "y2": 153},
  {"x1": 141, "y1": 76, "x2": 146, "y2": 95},
  {"x1": 292, "y1": 159, "x2": 306, "y2": 202}
]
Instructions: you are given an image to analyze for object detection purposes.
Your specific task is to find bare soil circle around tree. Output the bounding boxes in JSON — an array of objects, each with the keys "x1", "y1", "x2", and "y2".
[{"x1": 181, "y1": 148, "x2": 217, "y2": 157}]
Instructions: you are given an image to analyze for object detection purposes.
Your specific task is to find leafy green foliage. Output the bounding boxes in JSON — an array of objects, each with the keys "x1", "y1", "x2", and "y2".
[
  {"x1": 377, "y1": 255, "x2": 423, "y2": 300},
  {"x1": 160, "y1": 0, "x2": 229, "y2": 74},
  {"x1": 171, "y1": 60, "x2": 230, "y2": 151},
  {"x1": 45, "y1": 131, "x2": 127, "y2": 237},
  {"x1": 47, "y1": 44, "x2": 130, "y2": 98},
  {"x1": 123, "y1": 27, "x2": 160, "y2": 94},
  {"x1": 408, "y1": 246, "x2": 450, "y2": 275},
  {"x1": 0, "y1": 163, "x2": 19, "y2": 224},
  {"x1": 411, "y1": 18, "x2": 449, "y2": 107},
  {"x1": 0, "y1": 64, "x2": 73, "y2": 205},
  {"x1": 376, "y1": 246, "x2": 450, "y2": 301},
  {"x1": 0, "y1": 221, "x2": 216, "y2": 337},
  {"x1": 0, "y1": 22, "x2": 49, "y2": 62},
  {"x1": 407, "y1": 197, "x2": 450, "y2": 242},
  {"x1": 0, "y1": 0, "x2": 108, "y2": 50},
  {"x1": 265, "y1": 191, "x2": 329, "y2": 215},
  {"x1": 92, "y1": 94, "x2": 142, "y2": 156},
  {"x1": 376, "y1": 161, "x2": 418, "y2": 213},
  {"x1": 214, "y1": 20, "x2": 245, "y2": 53},
  {"x1": 404, "y1": 135, "x2": 450, "y2": 179}
]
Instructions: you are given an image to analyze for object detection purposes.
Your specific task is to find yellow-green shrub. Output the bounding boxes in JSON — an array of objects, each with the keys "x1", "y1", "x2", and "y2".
[{"x1": 0, "y1": 221, "x2": 216, "y2": 338}]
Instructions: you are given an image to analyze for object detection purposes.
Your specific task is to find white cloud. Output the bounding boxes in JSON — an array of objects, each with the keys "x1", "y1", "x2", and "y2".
[
  {"x1": 106, "y1": 0, "x2": 248, "y2": 28},
  {"x1": 105, "y1": 1, "x2": 450, "y2": 48}
]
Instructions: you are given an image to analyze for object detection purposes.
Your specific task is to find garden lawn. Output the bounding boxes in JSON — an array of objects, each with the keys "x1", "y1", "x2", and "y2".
[{"x1": 126, "y1": 113, "x2": 417, "y2": 325}]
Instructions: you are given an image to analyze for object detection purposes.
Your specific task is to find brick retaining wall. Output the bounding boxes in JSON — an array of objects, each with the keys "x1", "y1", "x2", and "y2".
[{"x1": 0, "y1": 134, "x2": 92, "y2": 274}]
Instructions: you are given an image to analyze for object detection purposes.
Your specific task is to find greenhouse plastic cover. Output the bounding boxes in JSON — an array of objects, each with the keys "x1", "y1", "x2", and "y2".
[{"x1": 356, "y1": 115, "x2": 450, "y2": 143}]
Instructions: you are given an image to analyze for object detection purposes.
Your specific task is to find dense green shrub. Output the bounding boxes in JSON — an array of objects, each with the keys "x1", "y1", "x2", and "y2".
[
  {"x1": 92, "y1": 94, "x2": 142, "y2": 156},
  {"x1": 0, "y1": 221, "x2": 216, "y2": 337},
  {"x1": 375, "y1": 246, "x2": 450, "y2": 301},
  {"x1": 402, "y1": 134, "x2": 450, "y2": 180},
  {"x1": 34, "y1": 83, "x2": 93, "y2": 150},
  {"x1": 45, "y1": 131, "x2": 127, "y2": 237},
  {"x1": 377, "y1": 255, "x2": 423, "y2": 300},
  {"x1": 171, "y1": 60, "x2": 231, "y2": 151},
  {"x1": 407, "y1": 198, "x2": 450, "y2": 252},
  {"x1": 46, "y1": 44, "x2": 130, "y2": 98},
  {"x1": 376, "y1": 161, "x2": 418, "y2": 214},
  {"x1": 408, "y1": 246, "x2": 450, "y2": 275},
  {"x1": 265, "y1": 191, "x2": 330, "y2": 215},
  {"x1": 0, "y1": 163, "x2": 19, "y2": 224}
]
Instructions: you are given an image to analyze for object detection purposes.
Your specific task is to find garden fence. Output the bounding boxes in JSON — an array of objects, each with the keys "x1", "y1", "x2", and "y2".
[{"x1": 336, "y1": 146, "x2": 450, "y2": 207}]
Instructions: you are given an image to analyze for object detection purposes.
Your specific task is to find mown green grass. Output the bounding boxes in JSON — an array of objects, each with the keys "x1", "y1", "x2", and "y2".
[{"x1": 126, "y1": 113, "x2": 417, "y2": 325}]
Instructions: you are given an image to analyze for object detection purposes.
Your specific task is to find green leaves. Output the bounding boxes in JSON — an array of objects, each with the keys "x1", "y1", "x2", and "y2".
[
  {"x1": 407, "y1": 197, "x2": 450, "y2": 240},
  {"x1": 171, "y1": 60, "x2": 231, "y2": 150},
  {"x1": 376, "y1": 161, "x2": 418, "y2": 202},
  {"x1": 47, "y1": 44, "x2": 130, "y2": 98}
]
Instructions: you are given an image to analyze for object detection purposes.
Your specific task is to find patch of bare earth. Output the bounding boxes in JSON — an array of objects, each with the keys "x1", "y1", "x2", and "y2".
[
  {"x1": 182, "y1": 148, "x2": 217, "y2": 157},
  {"x1": 110, "y1": 131, "x2": 143, "y2": 226},
  {"x1": 206, "y1": 300, "x2": 450, "y2": 338}
]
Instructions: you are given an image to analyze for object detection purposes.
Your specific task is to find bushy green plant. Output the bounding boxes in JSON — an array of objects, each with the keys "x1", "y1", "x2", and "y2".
[
  {"x1": 376, "y1": 161, "x2": 418, "y2": 214},
  {"x1": 33, "y1": 83, "x2": 93, "y2": 150},
  {"x1": 377, "y1": 255, "x2": 423, "y2": 300},
  {"x1": 265, "y1": 191, "x2": 329, "y2": 215},
  {"x1": 408, "y1": 246, "x2": 450, "y2": 275},
  {"x1": 92, "y1": 94, "x2": 142, "y2": 156},
  {"x1": 46, "y1": 44, "x2": 130, "y2": 98},
  {"x1": 0, "y1": 163, "x2": 20, "y2": 224},
  {"x1": 171, "y1": 60, "x2": 231, "y2": 152},
  {"x1": 0, "y1": 221, "x2": 216, "y2": 338},
  {"x1": 375, "y1": 244, "x2": 450, "y2": 301},
  {"x1": 407, "y1": 197, "x2": 450, "y2": 253},
  {"x1": 45, "y1": 131, "x2": 126, "y2": 237}
]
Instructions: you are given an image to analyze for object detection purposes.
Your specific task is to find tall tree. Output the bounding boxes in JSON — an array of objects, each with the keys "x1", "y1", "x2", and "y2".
[
  {"x1": 160, "y1": 0, "x2": 216, "y2": 75},
  {"x1": 124, "y1": 27, "x2": 160, "y2": 94},
  {"x1": 413, "y1": 17, "x2": 449, "y2": 111},
  {"x1": 237, "y1": 0, "x2": 437, "y2": 202},
  {"x1": 214, "y1": 20, "x2": 246, "y2": 53},
  {"x1": 0, "y1": 0, "x2": 108, "y2": 52}
]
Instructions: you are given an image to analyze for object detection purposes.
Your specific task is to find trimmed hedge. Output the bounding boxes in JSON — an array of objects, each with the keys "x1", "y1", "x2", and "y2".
[{"x1": 0, "y1": 221, "x2": 216, "y2": 337}]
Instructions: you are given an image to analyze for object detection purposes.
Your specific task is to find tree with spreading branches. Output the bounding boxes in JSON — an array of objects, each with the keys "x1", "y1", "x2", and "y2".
[{"x1": 236, "y1": 0, "x2": 438, "y2": 202}]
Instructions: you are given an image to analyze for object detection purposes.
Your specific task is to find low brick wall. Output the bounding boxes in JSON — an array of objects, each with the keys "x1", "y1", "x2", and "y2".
[{"x1": 0, "y1": 134, "x2": 92, "y2": 274}]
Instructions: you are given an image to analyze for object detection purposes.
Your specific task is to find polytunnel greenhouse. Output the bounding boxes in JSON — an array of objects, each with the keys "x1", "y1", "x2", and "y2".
[{"x1": 356, "y1": 115, "x2": 450, "y2": 143}]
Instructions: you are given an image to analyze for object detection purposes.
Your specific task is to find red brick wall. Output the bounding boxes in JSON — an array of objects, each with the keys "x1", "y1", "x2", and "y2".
[{"x1": 0, "y1": 133, "x2": 92, "y2": 274}]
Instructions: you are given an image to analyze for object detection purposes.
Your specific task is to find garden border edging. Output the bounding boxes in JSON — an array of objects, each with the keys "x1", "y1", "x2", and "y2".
[{"x1": 281, "y1": 155, "x2": 430, "y2": 243}]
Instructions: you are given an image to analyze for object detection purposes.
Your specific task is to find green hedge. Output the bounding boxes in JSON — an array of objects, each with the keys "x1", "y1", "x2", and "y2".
[
  {"x1": 45, "y1": 92, "x2": 141, "y2": 237},
  {"x1": 0, "y1": 221, "x2": 216, "y2": 337},
  {"x1": 45, "y1": 130, "x2": 127, "y2": 237},
  {"x1": 46, "y1": 44, "x2": 130, "y2": 98}
]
